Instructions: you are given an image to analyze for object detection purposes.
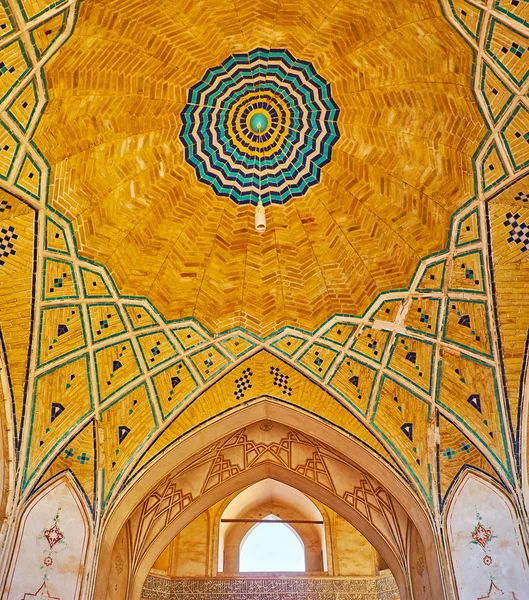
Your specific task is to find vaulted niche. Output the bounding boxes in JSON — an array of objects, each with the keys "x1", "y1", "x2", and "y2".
[{"x1": 148, "y1": 477, "x2": 395, "y2": 580}]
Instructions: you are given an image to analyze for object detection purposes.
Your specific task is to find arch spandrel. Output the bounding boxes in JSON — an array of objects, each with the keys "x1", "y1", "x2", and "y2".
[
  {"x1": 31, "y1": 419, "x2": 97, "y2": 514},
  {"x1": 120, "y1": 420, "x2": 439, "y2": 600},
  {"x1": 129, "y1": 350, "x2": 403, "y2": 480},
  {"x1": 437, "y1": 413, "x2": 504, "y2": 509},
  {"x1": 129, "y1": 420, "x2": 408, "y2": 566},
  {"x1": 127, "y1": 463, "x2": 413, "y2": 600}
]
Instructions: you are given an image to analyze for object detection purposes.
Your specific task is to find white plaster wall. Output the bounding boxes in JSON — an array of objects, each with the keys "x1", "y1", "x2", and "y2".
[
  {"x1": 5, "y1": 478, "x2": 89, "y2": 600},
  {"x1": 447, "y1": 474, "x2": 529, "y2": 600}
]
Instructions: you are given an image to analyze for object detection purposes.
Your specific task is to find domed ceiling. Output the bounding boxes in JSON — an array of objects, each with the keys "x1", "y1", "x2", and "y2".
[
  {"x1": 35, "y1": 0, "x2": 484, "y2": 336},
  {"x1": 3, "y1": 0, "x2": 529, "y2": 575}
]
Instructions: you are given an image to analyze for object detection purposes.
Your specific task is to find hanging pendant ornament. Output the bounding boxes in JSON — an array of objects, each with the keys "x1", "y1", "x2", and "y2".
[{"x1": 255, "y1": 199, "x2": 266, "y2": 232}]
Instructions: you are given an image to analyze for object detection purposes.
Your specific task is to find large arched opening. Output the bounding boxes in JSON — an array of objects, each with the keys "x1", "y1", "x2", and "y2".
[
  {"x1": 91, "y1": 398, "x2": 447, "y2": 600},
  {"x1": 219, "y1": 480, "x2": 324, "y2": 574}
]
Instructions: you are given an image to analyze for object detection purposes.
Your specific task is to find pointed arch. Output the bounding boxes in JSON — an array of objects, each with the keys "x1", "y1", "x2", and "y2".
[
  {"x1": 445, "y1": 471, "x2": 529, "y2": 600},
  {"x1": 4, "y1": 473, "x2": 91, "y2": 600},
  {"x1": 92, "y1": 398, "x2": 447, "y2": 600},
  {"x1": 110, "y1": 347, "x2": 430, "y2": 516},
  {"x1": 219, "y1": 480, "x2": 325, "y2": 573}
]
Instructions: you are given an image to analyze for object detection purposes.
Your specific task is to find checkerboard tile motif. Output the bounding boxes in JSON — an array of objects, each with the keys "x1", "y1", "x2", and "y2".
[{"x1": 504, "y1": 211, "x2": 529, "y2": 252}]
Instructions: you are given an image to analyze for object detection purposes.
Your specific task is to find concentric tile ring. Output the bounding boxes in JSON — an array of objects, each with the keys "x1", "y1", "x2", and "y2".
[{"x1": 180, "y1": 48, "x2": 340, "y2": 206}]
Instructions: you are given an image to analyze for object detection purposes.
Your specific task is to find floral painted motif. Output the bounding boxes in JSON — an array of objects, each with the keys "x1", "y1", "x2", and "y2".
[
  {"x1": 472, "y1": 523, "x2": 493, "y2": 549},
  {"x1": 36, "y1": 506, "x2": 67, "y2": 591},
  {"x1": 43, "y1": 525, "x2": 64, "y2": 549},
  {"x1": 470, "y1": 513, "x2": 497, "y2": 565},
  {"x1": 470, "y1": 512, "x2": 519, "y2": 599}
]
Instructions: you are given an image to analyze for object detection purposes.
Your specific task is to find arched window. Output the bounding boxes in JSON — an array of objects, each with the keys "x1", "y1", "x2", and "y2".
[
  {"x1": 218, "y1": 480, "x2": 326, "y2": 573},
  {"x1": 239, "y1": 515, "x2": 306, "y2": 572}
]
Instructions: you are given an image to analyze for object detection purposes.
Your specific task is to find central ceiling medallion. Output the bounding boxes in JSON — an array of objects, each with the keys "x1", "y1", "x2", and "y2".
[{"x1": 180, "y1": 48, "x2": 340, "y2": 214}]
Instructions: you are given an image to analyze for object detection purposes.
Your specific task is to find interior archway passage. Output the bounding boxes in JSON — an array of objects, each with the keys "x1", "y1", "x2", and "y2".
[
  {"x1": 148, "y1": 478, "x2": 398, "y2": 582},
  {"x1": 93, "y1": 401, "x2": 442, "y2": 600}
]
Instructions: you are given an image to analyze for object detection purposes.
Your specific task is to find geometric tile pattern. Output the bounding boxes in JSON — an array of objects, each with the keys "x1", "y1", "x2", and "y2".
[
  {"x1": 80, "y1": 267, "x2": 112, "y2": 298},
  {"x1": 189, "y1": 346, "x2": 229, "y2": 382},
  {"x1": 30, "y1": 12, "x2": 67, "y2": 59},
  {"x1": 42, "y1": 258, "x2": 77, "y2": 301},
  {"x1": 456, "y1": 209, "x2": 480, "y2": 247},
  {"x1": 87, "y1": 304, "x2": 125, "y2": 343},
  {"x1": 0, "y1": 39, "x2": 30, "y2": 104},
  {"x1": 0, "y1": 2, "x2": 15, "y2": 38},
  {"x1": 320, "y1": 322, "x2": 358, "y2": 346},
  {"x1": 437, "y1": 414, "x2": 501, "y2": 508},
  {"x1": 34, "y1": 419, "x2": 97, "y2": 511},
  {"x1": 501, "y1": 104, "x2": 529, "y2": 170},
  {"x1": 34, "y1": 0, "x2": 486, "y2": 337},
  {"x1": 387, "y1": 336, "x2": 435, "y2": 394},
  {"x1": 482, "y1": 144, "x2": 507, "y2": 191},
  {"x1": 7, "y1": 79, "x2": 38, "y2": 133},
  {"x1": 486, "y1": 20, "x2": 529, "y2": 86},
  {"x1": 0, "y1": 0, "x2": 524, "y2": 536},
  {"x1": 489, "y1": 198, "x2": 529, "y2": 447},
  {"x1": 351, "y1": 327, "x2": 391, "y2": 364},
  {"x1": 417, "y1": 261, "x2": 445, "y2": 293},
  {"x1": 125, "y1": 305, "x2": 157, "y2": 330},
  {"x1": 0, "y1": 205, "x2": 35, "y2": 443},
  {"x1": 329, "y1": 356, "x2": 377, "y2": 415},
  {"x1": 372, "y1": 377, "x2": 432, "y2": 500},
  {"x1": 404, "y1": 297, "x2": 441, "y2": 338},
  {"x1": 219, "y1": 335, "x2": 256, "y2": 359},
  {"x1": 504, "y1": 211, "x2": 529, "y2": 252},
  {"x1": 270, "y1": 334, "x2": 307, "y2": 358},
  {"x1": 135, "y1": 351, "x2": 400, "y2": 477},
  {"x1": 480, "y1": 63, "x2": 513, "y2": 124},
  {"x1": 38, "y1": 305, "x2": 86, "y2": 366},
  {"x1": 137, "y1": 332, "x2": 178, "y2": 371},
  {"x1": 445, "y1": 0, "x2": 529, "y2": 452},
  {"x1": 24, "y1": 354, "x2": 92, "y2": 487},
  {"x1": 18, "y1": 193, "x2": 517, "y2": 512},
  {"x1": 15, "y1": 153, "x2": 41, "y2": 199},
  {"x1": 371, "y1": 300, "x2": 403, "y2": 323},
  {"x1": 44, "y1": 217, "x2": 69, "y2": 254},
  {"x1": 443, "y1": 299, "x2": 493, "y2": 358},
  {"x1": 448, "y1": 250, "x2": 486, "y2": 294},
  {"x1": 100, "y1": 383, "x2": 156, "y2": 504},
  {"x1": 297, "y1": 343, "x2": 339, "y2": 380},
  {"x1": 95, "y1": 341, "x2": 142, "y2": 403},
  {"x1": 152, "y1": 361, "x2": 198, "y2": 420},
  {"x1": 437, "y1": 350, "x2": 509, "y2": 476},
  {"x1": 448, "y1": 0, "x2": 483, "y2": 40}
]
